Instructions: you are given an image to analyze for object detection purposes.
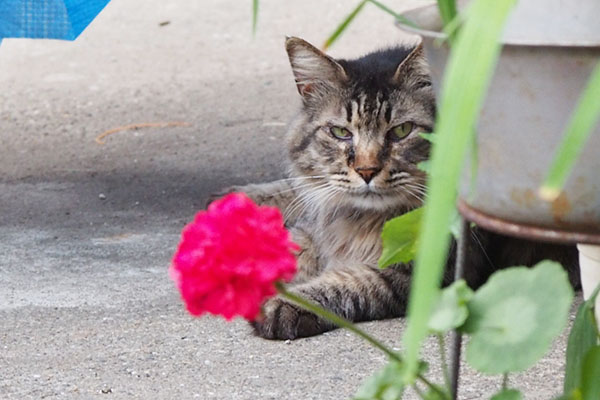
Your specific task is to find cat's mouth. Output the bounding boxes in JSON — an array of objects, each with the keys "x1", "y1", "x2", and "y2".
[
  {"x1": 345, "y1": 183, "x2": 389, "y2": 196},
  {"x1": 338, "y1": 184, "x2": 424, "y2": 211}
]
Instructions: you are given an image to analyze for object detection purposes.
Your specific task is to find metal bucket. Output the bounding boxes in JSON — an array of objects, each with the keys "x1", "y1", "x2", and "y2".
[{"x1": 397, "y1": 3, "x2": 600, "y2": 243}]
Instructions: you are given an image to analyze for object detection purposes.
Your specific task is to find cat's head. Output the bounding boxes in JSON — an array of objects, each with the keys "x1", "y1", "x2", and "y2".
[{"x1": 285, "y1": 37, "x2": 435, "y2": 212}]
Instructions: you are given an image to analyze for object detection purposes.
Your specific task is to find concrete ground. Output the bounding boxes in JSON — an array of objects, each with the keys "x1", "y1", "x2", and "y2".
[{"x1": 0, "y1": 1, "x2": 577, "y2": 399}]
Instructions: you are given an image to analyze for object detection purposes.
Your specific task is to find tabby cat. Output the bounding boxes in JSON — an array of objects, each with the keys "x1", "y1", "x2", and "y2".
[{"x1": 211, "y1": 37, "x2": 579, "y2": 340}]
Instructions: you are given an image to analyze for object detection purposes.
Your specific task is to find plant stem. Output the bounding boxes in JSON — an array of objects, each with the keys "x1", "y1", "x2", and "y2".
[
  {"x1": 367, "y1": 0, "x2": 418, "y2": 28},
  {"x1": 275, "y1": 283, "x2": 450, "y2": 400},
  {"x1": 413, "y1": 383, "x2": 426, "y2": 398},
  {"x1": 251, "y1": 0, "x2": 259, "y2": 35},
  {"x1": 401, "y1": 0, "x2": 517, "y2": 378},
  {"x1": 502, "y1": 373, "x2": 509, "y2": 390},
  {"x1": 539, "y1": 61, "x2": 600, "y2": 201},
  {"x1": 436, "y1": 0, "x2": 457, "y2": 29},
  {"x1": 276, "y1": 283, "x2": 401, "y2": 361},
  {"x1": 322, "y1": 0, "x2": 367, "y2": 50},
  {"x1": 437, "y1": 334, "x2": 452, "y2": 394}
]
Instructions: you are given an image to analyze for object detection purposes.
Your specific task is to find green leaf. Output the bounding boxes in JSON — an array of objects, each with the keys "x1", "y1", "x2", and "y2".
[
  {"x1": 323, "y1": 0, "x2": 367, "y2": 50},
  {"x1": 448, "y1": 208, "x2": 462, "y2": 239},
  {"x1": 428, "y1": 280, "x2": 474, "y2": 333},
  {"x1": 467, "y1": 128, "x2": 479, "y2": 199},
  {"x1": 252, "y1": 0, "x2": 259, "y2": 34},
  {"x1": 552, "y1": 391, "x2": 581, "y2": 400},
  {"x1": 463, "y1": 261, "x2": 574, "y2": 374},
  {"x1": 581, "y1": 346, "x2": 600, "y2": 400},
  {"x1": 491, "y1": 389, "x2": 522, "y2": 400},
  {"x1": 419, "y1": 132, "x2": 437, "y2": 143},
  {"x1": 539, "y1": 62, "x2": 600, "y2": 201},
  {"x1": 436, "y1": 0, "x2": 458, "y2": 29},
  {"x1": 564, "y1": 284, "x2": 600, "y2": 393},
  {"x1": 366, "y1": 0, "x2": 418, "y2": 29},
  {"x1": 417, "y1": 134, "x2": 434, "y2": 174},
  {"x1": 417, "y1": 160, "x2": 432, "y2": 174},
  {"x1": 402, "y1": 0, "x2": 518, "y2": 376},
  {"x1": 421, "y1": 385, "x2": 449, "y2": 400},
  {"x1": 324, "y1": 0, "x2": 418, "y2": 51},
  {"x1": 365, "y1": 0, "x2": 399, "y2": 18},
  {"x1": 354, "y1": 361, "x2": 406, "y2": 400},
  {"x1": 378, "y1": 208, "x2": 424, "y2": 268}
]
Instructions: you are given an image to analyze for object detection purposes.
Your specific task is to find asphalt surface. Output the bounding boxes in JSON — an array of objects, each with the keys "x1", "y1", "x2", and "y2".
[{"x1": 0, "y1": 1, "x2": 579, "y2": 399}]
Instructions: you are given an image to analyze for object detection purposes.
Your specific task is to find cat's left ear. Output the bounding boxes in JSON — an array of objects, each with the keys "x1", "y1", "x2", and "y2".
[
  {"x1": 285, "y1": 36, "x2": 348, "y2": 99},
  {"x1": 392, "y1": 43, "x2": 431, "y2": 86}
]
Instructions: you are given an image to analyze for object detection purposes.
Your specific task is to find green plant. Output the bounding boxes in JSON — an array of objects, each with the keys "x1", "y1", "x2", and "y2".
[
  {"x1": 355, "y1": 261, "x2": 576, "y2": 399},
  {"x1": 321, "y1": 0, "x2": 600, "y2": 397},
  {"x1": 563, "y1": 285, "x2": 600, "y2": 399},
  {"x1": 249, "y1": 0, "x2": 600, "y2": 398},
  {"x1": 539, "y1": 63, "x2": 600, "y2": 201}
]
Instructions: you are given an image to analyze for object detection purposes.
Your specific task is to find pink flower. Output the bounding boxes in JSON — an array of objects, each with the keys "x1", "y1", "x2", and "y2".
[{"x1": 170, "y1": 193, "x2": 298, "y2": 321}]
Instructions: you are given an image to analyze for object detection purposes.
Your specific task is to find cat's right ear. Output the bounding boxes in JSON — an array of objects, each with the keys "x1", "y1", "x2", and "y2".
[{"x1": 285, "y1": 37, "x2": 348, "y2": 100}]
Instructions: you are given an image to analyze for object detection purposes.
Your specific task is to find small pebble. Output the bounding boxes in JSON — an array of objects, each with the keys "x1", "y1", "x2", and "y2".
[{"x1": 99, "y1": 193, "x2": 106, "y2": 200}]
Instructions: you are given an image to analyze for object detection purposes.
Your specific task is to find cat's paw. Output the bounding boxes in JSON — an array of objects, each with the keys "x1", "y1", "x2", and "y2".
[{"x1": 251, "y1": 297, "x2": 332, "y2": 340}]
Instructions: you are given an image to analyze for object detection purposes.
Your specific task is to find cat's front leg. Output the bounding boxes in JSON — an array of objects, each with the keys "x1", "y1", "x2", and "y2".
[
  {"x1": 252, "y1": 264, "x2": 411, "y2": 340},
  {"x1": 207, "y1": 180, "x2": 295, "y2": 208},
  {"x1": 288, "y1": 225, "x2": 322, "y2": 284},
  {"x1": 207, "y1": 180, "x2": 303, "y2": 223},
  {"x1": 251, "y1": 296, "x2": 337, "y2": 339}
]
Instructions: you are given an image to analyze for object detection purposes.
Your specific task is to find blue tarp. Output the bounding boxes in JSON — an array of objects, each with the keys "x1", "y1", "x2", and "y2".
[{"x1": 0, "y1": 0, "x2": 111, "y2": 41}]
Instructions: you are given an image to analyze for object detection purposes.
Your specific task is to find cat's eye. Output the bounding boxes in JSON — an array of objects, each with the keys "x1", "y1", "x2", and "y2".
[
  {"x1": 389, "y1": 122, "x2": 415, "y2": 141},
  {"x1": 330, "y1": 126, "x2": 353, "y2": 141}
]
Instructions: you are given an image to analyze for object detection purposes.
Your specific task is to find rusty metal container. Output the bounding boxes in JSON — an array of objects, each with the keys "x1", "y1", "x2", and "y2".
[{"x1": 397, "y1": 1, "x2": 600, "y2": 244}]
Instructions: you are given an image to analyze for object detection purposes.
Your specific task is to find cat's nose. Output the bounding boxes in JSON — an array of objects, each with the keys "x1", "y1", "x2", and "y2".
[{"x1": 355, "y1": 166, "x2": 381, "y2": 184}]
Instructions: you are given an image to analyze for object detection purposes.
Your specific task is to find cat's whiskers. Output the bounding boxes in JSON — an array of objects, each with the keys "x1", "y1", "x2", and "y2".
[
  {"x1": 470, "y1": 230, "x2": 496, "y2": 270},
  {"x1": 405, "y1": 183, "x2": 428, "y2": 199},
  {"x1": 290, "y1": 183, "x2": 342, "y2": 221},
  {"x1": 401, "y1": 185, "x2": 425, "y2": 204},
  {"x1": 407, "y1": 181, "x2": 429, "y2": 192},
  {"x1": 284, "y1": 190, "x2": 317, "y2": 220},
  {"x1": 276, "y1": 175, "x2": 327, "y2": 183},
  {"x1": 305, "y1": 185, "x2": 341, "y2": 215},
  {"x1": 308, "y1": 185, "x2": 343, "y2": 221},
  {"x1": 272, "y1": 180, "x2": 326, "y2": 196},
  {"x1": 327, "y1": 187, "x2": 347, "y2": 220},
  {"x1": 284, "y1": 182, "x2": 332, "y2": 220}
]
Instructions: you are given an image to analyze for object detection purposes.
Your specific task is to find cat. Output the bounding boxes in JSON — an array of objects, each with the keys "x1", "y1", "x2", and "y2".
[{"x1": 210, "y1": 37, "x2": 579, "y2": 340}]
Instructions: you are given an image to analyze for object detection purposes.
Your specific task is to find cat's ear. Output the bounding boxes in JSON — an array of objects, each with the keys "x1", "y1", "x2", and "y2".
[
  {"x1": 392, "y1": 43, "x2": 431, "y2": 86},
  {"x1": 285, "y1": 37, "x2": 348, "y2": 99}
]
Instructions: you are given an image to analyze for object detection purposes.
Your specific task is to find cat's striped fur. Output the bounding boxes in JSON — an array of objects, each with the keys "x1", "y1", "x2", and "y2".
[{"x1": 211, "y1": 37, "x2": 579, "y2": 340}]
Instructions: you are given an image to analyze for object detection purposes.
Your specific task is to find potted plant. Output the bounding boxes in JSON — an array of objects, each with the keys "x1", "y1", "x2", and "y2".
[
  {"x1": 388, "y1": 1, "x2": 600, "y2": 398},
  {"x1": 396, "y1": 0, "x2": 600, "y2": 243},
  {"x1": 320, "y1": 0, "x2": 600, "y2": 397},
  {"x1": 394, "y1": 0, "x2": 600, "y2": 330}
]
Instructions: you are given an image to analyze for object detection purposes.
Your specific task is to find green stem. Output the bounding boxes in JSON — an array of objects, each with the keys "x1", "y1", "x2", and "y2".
[
  {"x1": 539, "y1": 61, "x2": 600, "y2": 201},
  {"x1": 413, "y1": 383, "x2": 426, "y2": 398},
  {"x1": 251, "y1": 0, "x2": 259, "y2": 35},
  {"x1": 366, "y1": 0, "x2": 418, "y2": 28},
  {"x1": 322, "y1": 0, "x2": 367, "y2": 50},
  {"x1": 402, "y1": 0, "x2": 518, "y2": 377},
  {"x1": 437, "y1": 334, "x2": 452, "y2": 394},
  {"x1": 275, "y1": 283, "x2": 450, "y2": 400},
  {"x1": 276, "y1": 283, "x2": 400, "y2": 362},
  {"x1": 436, "y1": 0, "x2": 458, "y2": 45},
  {"x1": 502, "y1": 373, "x2": 509, "y2": 390},
  {"x1": 437, "y1": 0, "x2": 457, "y2": 28}
]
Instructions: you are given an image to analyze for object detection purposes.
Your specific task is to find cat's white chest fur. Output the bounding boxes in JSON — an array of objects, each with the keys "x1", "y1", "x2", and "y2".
[{"x1": 314, "y1": 211, "x2": 386, "y2": 270}]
